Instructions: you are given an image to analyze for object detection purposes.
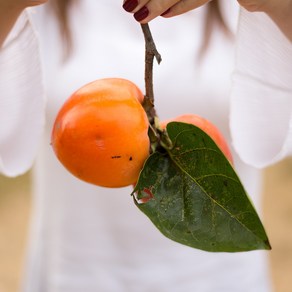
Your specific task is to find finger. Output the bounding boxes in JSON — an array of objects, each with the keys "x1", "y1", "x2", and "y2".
[
  {"x1": 161, "y1": 0, "x2": 211, "y2": 18},
  {"x1": 133, "y1": 0, "x2": 180, "y2": 23},
  {"x1": 122, "y1": 0, "x2": 150, "y2": 13}
]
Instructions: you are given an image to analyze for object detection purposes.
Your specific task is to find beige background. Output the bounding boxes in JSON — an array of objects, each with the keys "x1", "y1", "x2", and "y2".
[{"x1": 0, "y1": 158, "x2": 292, "y2": 292}]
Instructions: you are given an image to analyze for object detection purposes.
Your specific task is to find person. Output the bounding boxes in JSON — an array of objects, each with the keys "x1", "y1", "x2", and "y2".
[{"x1": 1, "y1": 0, "x2": 287, "y2": 291}]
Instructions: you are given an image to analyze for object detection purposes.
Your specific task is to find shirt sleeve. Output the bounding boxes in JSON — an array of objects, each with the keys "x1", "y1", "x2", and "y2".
[
  {"x1": 230, "y1": 8, "x2": 292, "y2": 169},
  {"x1": 0, "y1": 9, "x2": 45, "y2": 177}
]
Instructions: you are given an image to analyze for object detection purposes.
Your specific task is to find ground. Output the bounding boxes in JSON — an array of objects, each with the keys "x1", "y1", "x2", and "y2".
[{"x1": 0, "y1": 158, "x2": 292, "y2": 292}]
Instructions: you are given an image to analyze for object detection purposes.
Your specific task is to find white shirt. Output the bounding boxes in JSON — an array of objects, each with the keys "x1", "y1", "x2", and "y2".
[{"x1": 230, "y1": 9, "x2": 292, "y2": 168}]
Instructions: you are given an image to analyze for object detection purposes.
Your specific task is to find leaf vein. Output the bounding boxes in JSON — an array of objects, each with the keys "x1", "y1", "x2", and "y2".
[{"x1": 168, "y1": 152, "x2": 262, "y2": 243}]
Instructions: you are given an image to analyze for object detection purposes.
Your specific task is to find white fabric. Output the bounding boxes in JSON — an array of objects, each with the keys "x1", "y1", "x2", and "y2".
[
  {"x1": 1, "y1": 1, "x2": 273, "y2": 292},
  {"x1": 230, "y1": 9, "x2": 292, "y2": 168},
  {"x1": 0, "y1": 10, "x2": 45, "y2": 176}
]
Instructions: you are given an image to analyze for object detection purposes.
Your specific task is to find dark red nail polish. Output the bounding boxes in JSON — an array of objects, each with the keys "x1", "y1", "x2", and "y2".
[
  {"x1": 123, "y1": 0, "x2": 138, "y2": 12},
  {"x1": 134, "y1": 6, "x2": 149, "y2": 22},
  {"x1": 161, "y1": 8, "x2": 171, "y2": 16}
]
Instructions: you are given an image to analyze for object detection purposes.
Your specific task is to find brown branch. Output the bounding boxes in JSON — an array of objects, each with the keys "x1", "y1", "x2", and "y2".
[{"x1": 140, "y1": 23, "x2": 162, "y2": 126}]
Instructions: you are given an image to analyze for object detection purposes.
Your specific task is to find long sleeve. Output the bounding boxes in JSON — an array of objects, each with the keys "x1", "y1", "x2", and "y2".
[
  {"x1": 230, "y1": 8, "x2": 292, "y2": 168},
  {"x1": 0, "y1": 9, "x2": 45, "y2": 177}
]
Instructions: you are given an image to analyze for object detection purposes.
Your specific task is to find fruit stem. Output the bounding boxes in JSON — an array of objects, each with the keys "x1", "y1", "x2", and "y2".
[{"x1": 140, "y1": 23, "x2": 162, "y2": 127}]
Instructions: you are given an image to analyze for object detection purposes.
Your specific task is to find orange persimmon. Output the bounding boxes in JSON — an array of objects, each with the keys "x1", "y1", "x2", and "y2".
[
  {"x1": 160, "y1": 114, "x2": 233, "y2": 163},
  {"x1": 51, "y1": 78, "x2": 150, "y2": 188}
]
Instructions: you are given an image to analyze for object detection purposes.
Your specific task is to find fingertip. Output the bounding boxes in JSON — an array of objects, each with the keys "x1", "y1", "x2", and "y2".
[
  {"x1": 133, "y1": 6, "x2": 149, "y2": 22},
  {"x1": 160, "y1": 8, "x2": 171, "y2": 17},
  {"x1": 122, "y1": 0, "x2": 139, "y2": 12}
]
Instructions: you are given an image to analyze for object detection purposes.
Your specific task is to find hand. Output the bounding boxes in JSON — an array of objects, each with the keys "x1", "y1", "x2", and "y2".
[
  {"x1": 239, "y1": 0, "x2": 292, "y2": 41},
  {"x1": 122, "y1": 0, "x2": 211, "y2": 23},
  {"x1": 122, "y1": 0, "x2": 292, "y2": 41},
  {"x1": 237, "y1": 0, "x2": 285, "y2": 13}
]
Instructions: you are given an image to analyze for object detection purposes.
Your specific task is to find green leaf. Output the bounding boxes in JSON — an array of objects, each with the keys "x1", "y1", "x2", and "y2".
[{"x1": 133, "y1": 122, "x2": 271, "y2": 252}]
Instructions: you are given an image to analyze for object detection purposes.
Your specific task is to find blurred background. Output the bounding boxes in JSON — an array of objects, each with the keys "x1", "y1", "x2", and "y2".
[{"x1": 0, "y1": 158, "x2": 292, "y2": 292}]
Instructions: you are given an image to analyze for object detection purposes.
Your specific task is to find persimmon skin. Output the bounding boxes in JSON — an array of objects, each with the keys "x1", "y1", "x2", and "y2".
[
  {"x1": 51, "y1": 78, "x2": 150, "y2": 188},
  {"x1": 160, "y1": 114, "x2": 233, "y2": 163}
]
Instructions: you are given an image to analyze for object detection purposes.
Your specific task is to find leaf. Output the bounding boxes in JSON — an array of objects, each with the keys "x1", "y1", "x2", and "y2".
[{"x1": 133, "y1": 122, "x2": 271, "y2": 252}]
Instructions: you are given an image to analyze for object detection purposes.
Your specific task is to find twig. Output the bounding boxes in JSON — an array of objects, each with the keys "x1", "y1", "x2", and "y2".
[{"x1": 140, "y1": 23, "x2": 162, "y2": 126}]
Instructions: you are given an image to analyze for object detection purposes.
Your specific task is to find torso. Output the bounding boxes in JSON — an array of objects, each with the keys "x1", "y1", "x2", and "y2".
[{"x1": 23, "y1": 2, "x2": 271, "y2": 291}]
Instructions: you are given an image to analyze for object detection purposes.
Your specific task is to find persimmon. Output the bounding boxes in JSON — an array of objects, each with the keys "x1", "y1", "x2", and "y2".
[
  {"x1": 160, "y1": 114, "x2": 233, "y2": 163},
  {"x1": 51, "y1": 78, "x2": 150, "y2": 188}
]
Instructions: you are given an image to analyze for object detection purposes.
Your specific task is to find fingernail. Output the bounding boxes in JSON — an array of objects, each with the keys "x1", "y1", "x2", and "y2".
[
  {"x1": 134, "y1": 6, "x2": 149, "y2": 22},
  {"x1": 123, "y1": 0, "x2": 138, "y2": 12},
  {"x1": 161, "y1": 8, "x2": 171, "y2": 16}
]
